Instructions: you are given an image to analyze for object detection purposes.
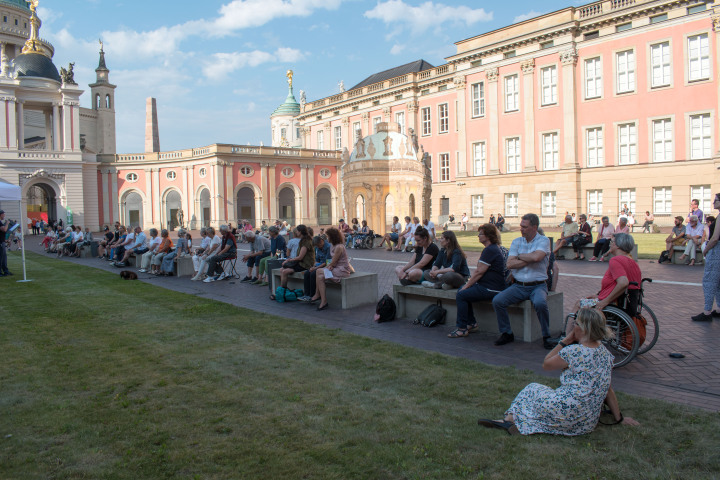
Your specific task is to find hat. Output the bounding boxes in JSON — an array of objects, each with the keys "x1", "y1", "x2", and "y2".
[
  {"x1": 339, "y1": 218, "x2": 345, "y2": 222},
  {"x1": 0, "y1": 210, "x2": 4, "y2": 215},
  {"x1": 104, "y1": 226, "x2": 109, "y2": 231}
]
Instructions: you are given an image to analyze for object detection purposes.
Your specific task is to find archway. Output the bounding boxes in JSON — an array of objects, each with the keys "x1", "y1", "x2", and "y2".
[
  {"x1": 316, "y1": 188, "x2": 332, "y2": 225},
  {"x1": 278, "y1": 187, "x2": 295, "y2": 225},
  {"x1": 409, "y1": 193, "x2": 416, "y2": 219},
  {"x1": 236, "y1": 187, "x2": 255, "y2": 223},
  {"x1": 164, "y1": 190, "x2": 182, "y2": 230},
  {"x1": 384, "y1": 193, "x2": 395, "y2": 229},
  {"x1": 25, "y1": 183, "x2": 56, "y2": 224},
  {"x1": 122, "y1": 191, "x2": 143, "y2": 228},
  {"x1": 356, "y1": 194, "x2": 365, "y2": 220},
  {"x1": 199, "y1": 188, "x2": 211, "y2": 227}
]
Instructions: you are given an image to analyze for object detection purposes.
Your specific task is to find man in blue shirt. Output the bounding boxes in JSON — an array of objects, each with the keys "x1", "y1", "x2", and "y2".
[
  {"x1": 492, "y1": 213, "x2": 553, "y2": 349},
  {"x1": 114, "y1": 226, "x2": 148, "y2": 267}
]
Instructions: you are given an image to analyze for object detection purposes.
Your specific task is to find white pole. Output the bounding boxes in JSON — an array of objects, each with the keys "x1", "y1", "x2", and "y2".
[{"x1": 17, "y1": 199, "x2": 31, "y2": 283}]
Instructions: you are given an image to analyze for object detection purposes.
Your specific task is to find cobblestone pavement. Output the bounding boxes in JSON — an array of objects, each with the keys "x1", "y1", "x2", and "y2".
[{"x1": 22, "y1": 235, "x2": 718, "y2": 411}]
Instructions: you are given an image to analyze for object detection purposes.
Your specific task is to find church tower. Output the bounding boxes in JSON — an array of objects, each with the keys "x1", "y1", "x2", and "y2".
[
  {"x1": 270, "y1": 70, "x2": 302, "y2": 148},
  {"x1": 88, "y1": 42, "x2": 116, "y2": 154}
]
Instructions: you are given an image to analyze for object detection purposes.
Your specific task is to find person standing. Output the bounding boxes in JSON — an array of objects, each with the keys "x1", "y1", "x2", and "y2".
[
  {"x1": 687, "y1": 199, "x2": 704, "y2": 224},
  {"x1": 0, "y1": 210, "x2": 11, "y2": 276},
  {"x1": 692, "y1": 193, "x2": 720, "y2": 322}
]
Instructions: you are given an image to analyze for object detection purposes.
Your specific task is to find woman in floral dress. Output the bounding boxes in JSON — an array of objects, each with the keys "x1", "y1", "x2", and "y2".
[{"x1": 479, "y1": 308, "x2": 633, "y2": 435}]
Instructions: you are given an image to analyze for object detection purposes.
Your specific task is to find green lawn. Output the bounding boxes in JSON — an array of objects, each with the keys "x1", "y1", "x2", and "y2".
[
  {"x1": 456, "y1": 230, "x2": 667, "y2": 259},
  {"x1": 1, "y1": 252, "x2": 718, "y2": 479}
]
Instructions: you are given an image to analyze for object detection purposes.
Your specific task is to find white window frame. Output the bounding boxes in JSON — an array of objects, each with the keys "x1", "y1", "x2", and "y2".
[
  {"x1": 421, "y1": 107, "x2": 431, "y2": 136},
  {"x1": 438, "y1": 103, "x2": 449, "y2": 133},
  {"x1": 650, "y1": 41, "x2": 671, "y2": 88},
  {"x1": 471, "y1": 194, "x2": 484, "y2": 217},
  {"x1": 505, "y1": 193, "x2": 519, "y2": 217},
  {"x1": 587, "y1": 190, "x2": 603, "y2": 216},
  {"x1": 439, "y1": 153, "x2": 450, "y2": 182},
  {"x1": 691, "y1": 185, "x2": 712, "y2": 213},
  {"x1": 542, "y1": 132, "x2": 559, "y2": 170},
  {"x1": 616, "y1": 49, "x2": 636, "y2": 94},
  {"x1": 651, "y1": 117, "x2": 673, "y2": 163},
  {"x1": 504, "y1": 74, "x2": 519, "y2": 112},
  {"x1": 689, "y1": 113, "x2": 712, "y2": 159},
  {"x1": 334, "y1": 125, "x2": 342, "y2": 150},
  {"x1": 316, "y1": 130, "x2": 324, "y2": 150},
  {"x1": 352, "y1": 121, "x2": 361, "y2": 140},
  {"x1": 395, "y1": 111, "x2": 405, "y2": 134},
  {"x1": 373, "y1": 116, "x2": 381, "y2": 133},
  {"x1": 471, "y1": 82, "x2": 485, "y2": 117},
  {"x1": 540, "y1": 65, "x2": 558, "y2": 106},
  {"x1": 619, "y1": 188, "x2": 636, "y2": 215},
  {"x1": 505, "y1": 137, "x2": 521, "y2": 173},
  {"x1": 541, "y1": 191, "x2": 557, "y2": 216},
  {"x1": 653, "y1": 187, "x2": 672, "y2": 214},
  {"x1": 617, "y1": 122, "x2": 637, "y2": 165},
  {"x1": 688, "y1": 33, "x2": 710, "y2": 82},
  {"x1": 472, "y1": 141, "x2": 486, "y2": 176},
  {"x1": 586, "y1": 127, "x2": 604, "y2": 167},
  {"x1": 585, "y1": 57, "x2": 603, "y2": 99}
]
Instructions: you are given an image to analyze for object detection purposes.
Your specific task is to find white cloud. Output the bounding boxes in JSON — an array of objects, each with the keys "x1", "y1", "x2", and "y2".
[
  {"x1": 202, "y1": 48, "x2": 305, "y2": 81},
  {"x1": 390, "y1": 44, "x2": 405, "y2": 55},
  {"x1": 364, "y1": 1, "x2": 492, "y2": 32},
  {"x1": 514, "y1": 10, "x2": 545, "y2": 23}
]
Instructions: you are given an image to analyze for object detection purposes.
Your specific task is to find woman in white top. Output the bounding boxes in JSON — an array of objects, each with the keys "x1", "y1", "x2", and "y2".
[
  {"x1": 394, "y1": 216, "x2": 413, "y2": 252},
  {"x1": 380, "y1": 216, "x2": 402, "y2": 251},
  {"x1": 191, "y1": 227, "x2": 222, "y2": 280}
]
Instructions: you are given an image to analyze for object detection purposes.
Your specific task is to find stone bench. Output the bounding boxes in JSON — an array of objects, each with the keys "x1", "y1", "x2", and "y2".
[
  {"x1": 78, "y1": 241, "x2": 99, "y2": 258},
  {"x1": 271, "y1": 268, "x2": 378, "y2": 309},
  {"x1": 176, "y1": 255, "x2": 195, "y2": 276},
  {"x1": 392, "y1": 284, "x2": 563, "y2": 342},
  {"x1": 557, "y1": 242, "x2": 638, "y2": 261},
  {"x1": 671, "y1": 244, "x2": 704, "y2": 265}
]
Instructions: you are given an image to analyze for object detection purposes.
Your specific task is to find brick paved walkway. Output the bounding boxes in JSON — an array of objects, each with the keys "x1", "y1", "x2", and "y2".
[{"x1": 23, "y1": 236, "x2": 719, "y2": 411}]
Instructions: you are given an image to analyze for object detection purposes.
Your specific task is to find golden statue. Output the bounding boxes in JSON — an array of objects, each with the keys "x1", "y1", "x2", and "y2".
[
  {"x1": 29, "y1": 0, "x2": 38, "y2": 12},
  {"x1": 22, "y1": 0, "x2": 48, "y2": 56},
  {"x1": 286, "y1": 69, "x2": 293, "y2": 88}
]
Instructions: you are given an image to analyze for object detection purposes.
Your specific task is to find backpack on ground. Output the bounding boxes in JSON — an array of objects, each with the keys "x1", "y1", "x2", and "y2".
[
  {"x1": 274, "y1": 286, "x2": 304, "y2": 303},
  {"x1": 414, "y1": 300, "x2": 447, "y2": 327},
  {"x1": 658, "y1": 250, "x2": 670, "y2": 264},
  {"x1": 374, "y1": 294, "x2": 396, "y2": 323}
]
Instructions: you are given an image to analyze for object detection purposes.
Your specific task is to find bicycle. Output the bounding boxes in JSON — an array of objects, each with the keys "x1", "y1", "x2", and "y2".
[{"x1": 562, "y1": 278, "x2": 658, "y2": 368}]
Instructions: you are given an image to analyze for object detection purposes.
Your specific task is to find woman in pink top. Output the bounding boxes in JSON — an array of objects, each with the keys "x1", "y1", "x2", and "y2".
[
  {"x1": 308, "y1": 227, "x2": 353, "y2": 311},
  {"x1": 590, "y1": 216, "x2": 616, "y2": 261}
]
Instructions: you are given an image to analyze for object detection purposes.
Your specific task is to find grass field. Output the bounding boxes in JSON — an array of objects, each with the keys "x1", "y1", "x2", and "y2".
[
  {"x1": 1, "y1": 252, "x2": 718, "y2": 479},
  {"x1": 456, "y1": 230, "x2": 668, "y2": 259}
]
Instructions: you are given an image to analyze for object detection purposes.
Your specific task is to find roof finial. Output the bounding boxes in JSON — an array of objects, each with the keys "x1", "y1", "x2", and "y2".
[
  {"x1": 22, "y1": 0, "x2": 50, "y2": 57},
  {"x1": 286, "y1": 69, "x2": 293, "y2": 89}
]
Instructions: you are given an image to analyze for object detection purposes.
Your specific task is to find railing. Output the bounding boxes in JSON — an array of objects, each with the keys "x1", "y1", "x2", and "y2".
[
  {"x1": 274, "y1": 148, "x2": 301, "y2": 156},
  {"x1": 313, "y1": 151, "x2": 338, "y2": 158},
  {"x1": 367, "y1": 81, "x2": 385, "y2": 92},
  {"x1": 117, "y1": 154, "x2": 146, "y2": 161},
  {"x1": 192, "y1": 148, "x2": 210, "y2": 156},
  {"x1": 435, "y1": 65, "x2": 449, "y2": 75},
  {"x1": 231, "y1": 146, "x2": 260, "y2": 154},
  {"x1": 329, "y1": 93, "x2": 344, "y2": 103},
  {"x1": 578, "y1": 2, "x2": 603, "y2": 18},
  {"x1": 18, "y1": 152, "x2": 64, "y2": 160},
  {"x1": 347, "y1": 88, "x2": 364, "y2": 98},
  {"x1": 389, "y1": 75, "x2": 408, "y2": 86},
  {"x1": 611, "y1": 0, "x2": 636, "y2": 9},
  {"x1": 159, "y1": 152, "x2": 183, "y2": 159},
  {"x1": 419, "y1": 70, "x2": 432, "y2": 79},
  {"x1": 312, "y1": 99, "x2": 327, "y2": 108}
]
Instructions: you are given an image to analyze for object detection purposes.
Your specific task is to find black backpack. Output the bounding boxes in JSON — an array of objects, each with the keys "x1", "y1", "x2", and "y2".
[
  {"x1": 414, "y1": 300, "x2": 447, "y2": 327},
  {"x1": 374, "y1": 294, "x2": 396, "y2": 323},
  {"x1": 658, "y1": 250, "x2": 670, "y2": 264}
]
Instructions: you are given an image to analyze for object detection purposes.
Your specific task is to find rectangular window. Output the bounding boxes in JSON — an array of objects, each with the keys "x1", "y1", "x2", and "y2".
[
  {"x1": 584, "y1": 31, "x2": 599, "y2": 40},
  {"x1": 504, "y1": 75, "x2": 519, "y2": 112},
  {"x1": 473, "y1": 142, "x2": 486, "y2": 176},
  {"x1": 373, "y1": 116, "x2": 381, "y2": 133},
  {"x1": 619, "y1": 188, "x2": 636, "y2": 215},
  {"x1": 438, "y1": 85, "x2": 447, "y2": 92},
  {"x1": 471, "y1": 82, "x2": 485, "y2": 117},
  {"x1": 506, "y1": 137, "x2": 521, "y2": 173},
  {"x1": 352, "y1": 122, "x2": 360, "y2": 140},
  {"x1": 334, "y1": 125, "x2": 342, "y2": 150},
  {"x1": 472, "y1": 195, "x2": 484, "y2": 217},
  {"x1": 541, "y1": 66, "x2": 558, "y2": 105},
  {"x1": 587, "y1": 190, "x2": 603, "y2": 215},
  {"x1": 540, "y1": 40, "x2": 554, "y2": 49},
  {"x1": 688, "y1": 4, "x2": 707, "y2": 14},
  {"x1": 691, "y1": 185, "x2": 712, "y2": 213},
  {"x1": 653, "y1": 187, "x2": 672, "y2": 214},
  {"x1": 438, "y1": 103, "x2": 449, "y2": 133},
  {"x1": 504, "y1": 50, "x2": 516, "y2": 59},
  {"x1": 650, "y1": 13, "x2": 668, "y2": 24},
  {"x1": 650, "y1": 42, "x2": 671, "y2": 87},
  {"x1": 421, "y1": 107, "x2": 431, "y2": 135},
  {"x1": 471, "y1": 59, "x2": 482, "y2": 67},
  {"x1": 316, "y1": 130, "x2": 324, "y2": 150},
  {"x1": 505, "y1": 193, "x2": 519, "y2": 217},
  {"x1": 690, "y1": 113, "x2": 712, "y2": 159},
  {"x1": 421, "y1": 89, "x2": 430, "y2": 96},
  {"x1": 542, "y1": 132, "x2": 559, "y2": 170},
  {"x1": 395, "y1": 111, "x2": 405, "y2": 134},
  {"x1": 541, "y1": 192, "x2": 557, "y2": 216},
  {"x1": 586, "y1": 127, "x2": 604, "y2": 167},
  {"x1": 616, "y1": 22, "x2": 632, "y2": 32},
  {"x1": 688, "y1": 33, "x2": 710, "y2": 82},
  {"x1": 618, "y1": 123, "x2": 637, "y2": 165},
  {"x1": 616, "y1": 50, "x2": 635, "y2": 93},
  {"x1": 585, "y1": 57, "x2": 603, "y2": 99},
  {"x1": 652, "y1": 118, "x2": 673, "y2": 163},
  {"x1": 395, "y1": 94, "x2": 403, "y2": 101},
  {"x1": 440, "y1": 153, "x2": 450, "y2": 182}
]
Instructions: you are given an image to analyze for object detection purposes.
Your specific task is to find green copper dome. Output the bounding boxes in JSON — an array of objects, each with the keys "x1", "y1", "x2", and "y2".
[
  {"x1": 0, "y1": 0, "x2": 30, "y2": 9},
  {"x1": 271, "y1": 86, "x2": 300, "y2": 117}
]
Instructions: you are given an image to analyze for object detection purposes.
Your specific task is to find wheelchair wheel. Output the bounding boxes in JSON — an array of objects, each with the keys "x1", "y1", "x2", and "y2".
[
  {"x1": 636, "y1": 304, "x2": 659, "y2": 355},
  {"x1": 362, "y1": 235, "x2": 373, "y2": 249},
  {"x1": 601, "y1": 306, "x2": 639, "y2": 368}
]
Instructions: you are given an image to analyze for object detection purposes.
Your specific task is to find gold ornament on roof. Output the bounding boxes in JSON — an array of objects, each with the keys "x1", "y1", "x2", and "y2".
[
  {"x1": 286, "y1": 69, "x2": 293, "y2": 88},
  {"x1": 22, "y1": 0, "x2": 51, "y2": 57}
]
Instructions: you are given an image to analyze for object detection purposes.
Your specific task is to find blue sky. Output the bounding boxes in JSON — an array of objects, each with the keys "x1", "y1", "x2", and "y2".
[{"x1": 38, "y1": 0, "x2": 581, "y2": 153}]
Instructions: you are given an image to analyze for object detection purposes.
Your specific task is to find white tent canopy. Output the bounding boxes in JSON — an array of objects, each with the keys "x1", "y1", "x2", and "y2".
[{"x1": 0, "y1": 180, "x2": 29, "y2": 281}]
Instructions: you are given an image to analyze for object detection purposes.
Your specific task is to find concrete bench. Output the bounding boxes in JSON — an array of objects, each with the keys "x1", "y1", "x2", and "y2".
[
  {"x1": 557, "y1": 242, "x2": 638, "y2": 261},
  {"x1": 671, "y1": 245, "x2": 704, "y2": 265},
  {"x1": 176, "y1": 255, "x2": 195, "y2": 276},
  {"x1": 392, "y1": 284, "x2": 564, "y2": 342},
  {"x1": 271, "y1": 268, "x2": 378, "y2": 309},
  {"x1": 78, "y1": 241, "x2": 99, "y2": 258}
]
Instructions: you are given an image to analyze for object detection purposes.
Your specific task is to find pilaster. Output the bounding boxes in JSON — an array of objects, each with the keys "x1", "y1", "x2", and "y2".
[
  {"x1": 521, "y1": 59, "x2": 536, "y2": 172},
  {"x1": 101, "y1": 168, "x2": 110, "y2": 225},
  {"x1": 52, "y1": 103, "x2": 60, "y2": 151},
  {"x1": 152, "y1": 168, "x2": 160, "y2": 225},
  {"x1": 17, "y1": 100, "x2": 23, "y2": 150},
  {"x1": 268, "y1": 164, "x2": 277, "y2": 219},
  {"x1": 0, "y1": 96, "x2": 17, "y2": 149},
  {"x1": 110, "y1": 169, "x2": 119, "y2": 223},
  {"x1": 560, "y1": 46, "x2": 579, "y2": 168},
  {"x1": 225, "y1": 162, "x2": 233, "y2": 222},
  {"x1": 485, "y1": 68, "x2": 500, "y2": 174},
  {"x1": 144, "y1": 167, "x2": 152, "y2": 227},
  {"x1": 260, "y1": 163, "x2": 270, "y2": 219},
  {"x1": 453, "y1": 76, "x2": 467, "y2": 177},
  {"x1": 300, "y1": 164, "x2": 309, "y2": 223}
]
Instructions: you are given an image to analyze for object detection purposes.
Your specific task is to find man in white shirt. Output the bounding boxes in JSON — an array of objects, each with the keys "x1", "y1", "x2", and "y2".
[
  {"x1": 115, "y1": 226, "x2": 147, "y2": 267},
  {"x1": 139, "y1": 228, "x2": 162, "y2": 272},
  {"x1": 404, "y1": 217, "x2": 420, "y2": 251},
  {"x1": 192, "y1": 227, "x2": 222, "y2": 281},
  {"x1": 680, "y1": 215, "x2": 704, "y2": 265},
  {"x1": 423, "y1": 218, "x2": 436, "y2": 242},
  {"x1": 461, "y1": 213, "x2": 469, "y2": 231}
]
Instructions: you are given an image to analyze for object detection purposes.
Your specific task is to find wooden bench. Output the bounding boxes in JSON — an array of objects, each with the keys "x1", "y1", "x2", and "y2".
[
  {"x1": 557, "y1": 242, "x2": 638, "y2": 261},
  {"x1": 271, "y1": 269, "x2": 378, "y2": 309},
  {"x1": 671, "y1": 245, "x2": 704, "y2": 265},
  {"x1": 393, "y1": 284, "x2": 564, "y2": 342}
]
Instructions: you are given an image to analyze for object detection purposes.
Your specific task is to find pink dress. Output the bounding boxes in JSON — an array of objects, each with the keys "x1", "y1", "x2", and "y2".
[{"x1": 326, "y1": 244, "x2": 352, "y2": 283}]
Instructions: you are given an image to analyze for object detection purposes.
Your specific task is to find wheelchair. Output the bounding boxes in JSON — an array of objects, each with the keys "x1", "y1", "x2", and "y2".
[
  {"x1": 352, "y1": 230, "x2": 375, "y2": 249},
  {"x1": 564, "y1": 278, "x2": 659, "y2": 368}
]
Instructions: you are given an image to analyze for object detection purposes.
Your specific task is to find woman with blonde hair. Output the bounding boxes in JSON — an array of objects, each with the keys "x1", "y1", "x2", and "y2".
[{"x1": 479, "y1": 308, "x2": 637, "y2": 435}]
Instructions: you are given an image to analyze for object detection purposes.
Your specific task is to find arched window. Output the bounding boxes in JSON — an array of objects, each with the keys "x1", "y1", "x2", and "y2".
[
  {"x1": 95, "y1": 94, "x2": 100, "y2": 110},
  {"x1": 105, "y1": 95, "x2": 111, "y2": 109}
]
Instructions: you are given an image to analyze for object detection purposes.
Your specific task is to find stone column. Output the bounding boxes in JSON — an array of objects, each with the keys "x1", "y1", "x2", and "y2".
[
  {"x1": 521, "y1": 59, "x2": 536, "y2": 172},
  {"x1": 307, "y1": 165, "x2": 316, "y2": 224},
  {"x1": 453, "y1": 76, "x2": 467, "y2": 177},
  {"x1": 17, "y1": 100, "x2": 23, "y2": 150},
  {"x1": 324, "y1": 122, "x2": 331, "y2": 150},
  {"x1": 101, "y1": 168, "x2": 110, "y2": 225},
  {"x1": 300, "y1": 164, "x2": 309, "y2": 223},
  {"x1": 152, "y1": 168, "x2": 160, "y2": 226},
  {"x1": 0, "y1": 96, "x2": 17, "y2": 149},
  {"x1": 342, "y1": 117, "x2": 350, "y2": 152},
  {"x1": 187, "y1": 165, "x2": 195, "y2": 228},
  {"x1": 225, "y1": 162, "x2": 233, "y2": 222},
  {"x1": 485, "y1": 68, "x2": 500, "y2": 174},
  {"x1": 260, "y1": 163, "x2": 270, "y2": 220},
  {"x1": 268, "y1": 164, "x2": 277, "y2": 219},
  {"x1": 361, "y1": 113, "x2": 369, "y2": 139},
  {"x1": 110, "y1": 169, "x2": 119, "y2": 224},
  {"x1": 44, "y1": 110, "x2": 52, "y2": 151},
  {"x1": 52, "y1": 103, "x2": 60, "y2": 151},
  {"x1": 560, "y1": 46, "x2": 579, "y2": 167},
  {"x1": 144, "y1": 168, "x2": 152, "y2": 228}
]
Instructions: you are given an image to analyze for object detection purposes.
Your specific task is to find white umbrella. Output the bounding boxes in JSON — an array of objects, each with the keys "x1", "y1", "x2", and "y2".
[{"x1": 0, "y1": 181, "x2": 30, "y2": 282}]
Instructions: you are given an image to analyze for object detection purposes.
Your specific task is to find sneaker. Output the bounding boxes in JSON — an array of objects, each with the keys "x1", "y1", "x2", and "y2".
[
  {"x1": 691, "y1": 313, "x2": 713, "y2": 322},
  {"x1": 494, "y1": 332, "x2": 514, "y2": 346},
  {"x1": 588, "y1": 257, "x2": 597, "y2": 262},
  {"x1": 712, "y1": 311, "x2": 720, "y2": 319},
  {"x1": 190, "y1": 275, "x2": 201, "y2": 281},
  {"x1": 217, "y1": 272, "x2": 228, "y2": 281},
  {"x1": 441, "y1": 283, "x2": 454, "y2": 290},
  {"x1": 240, "y1": 276, "x2": 252, "y2": 282},
  {"x1": 138, "y1": 269, "x2": 146, "y2": 273},
  {"x1": 203, "y1": 276, "x2": 217, "y2": 283},
  {"x1": 250, "y1": 278, "x2": 263, "y2": 285},
  {"x1": 298, "y1": 296, "x2": 311, "y2": 302},
  {"x1": 250, "y1": 277, "x2": 258, "y2": 283},
  {"x1": 543, "y1": 336, "x2": 555, "y2": 349},
  {"x1": 421, "y1": 281, "x2": 436, "y2": 289},
  {"x1": 400, "y1": 278, "x2": 413, "y2": 286}
]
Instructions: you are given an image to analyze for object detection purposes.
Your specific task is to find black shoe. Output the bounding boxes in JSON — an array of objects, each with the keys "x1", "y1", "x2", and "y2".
[
  {"x1": 494, "y1": 332, "x2": 514, "y2": 346},
  {"x1": 712, "y1": 311, "x2": 720, "y2": 318},
  {"x1": 691, "y1": 313, "x2": 713, "y2": 322},
  {"x1": 543, "y1": 336, "x2": 555, "y2": 349},
  {"x1": 399, "y1": 278, "x2": 413, "y2": 286},
  {"x1": 317, "y1": 303, "x2": 330, "y2": 311},
  {"x1": 0, "y1": 273, "x2": 6, "y2": 277},
  {"x1": 556, "y1": 255, "x2": 565, "y2": 260},
  {"x1": 240, "y1": 276, "x2": 252, "y2": 283}
]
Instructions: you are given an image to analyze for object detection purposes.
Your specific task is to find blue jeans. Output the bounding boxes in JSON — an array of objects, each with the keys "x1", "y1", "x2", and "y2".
[
  {"x1": 455, "y1": 284, "x2": 499, "y2": 329},
  {"x1": 492, "y1": 283, "x2": 549, "y2": 337}
]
